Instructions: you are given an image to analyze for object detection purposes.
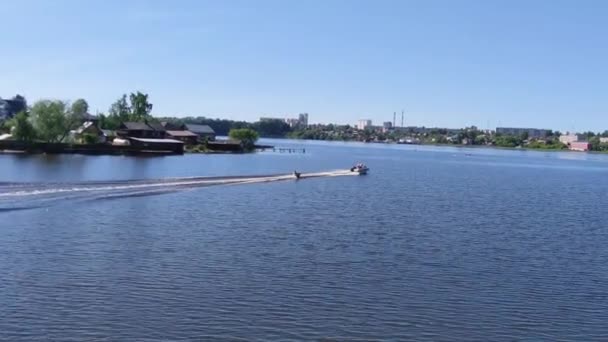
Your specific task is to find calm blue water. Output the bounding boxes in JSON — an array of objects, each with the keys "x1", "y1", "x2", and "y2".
[{"x1": 1, "y1": 139, "x2": 608, "y2": 341}]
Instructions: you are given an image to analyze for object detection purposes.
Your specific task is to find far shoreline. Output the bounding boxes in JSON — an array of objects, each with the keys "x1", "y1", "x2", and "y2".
[{"x1": 260, "y1": 136, "x2": 608, "y2": 155}]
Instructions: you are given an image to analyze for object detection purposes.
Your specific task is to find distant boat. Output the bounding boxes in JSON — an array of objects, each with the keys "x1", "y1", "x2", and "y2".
[{"x1": 350, "y1": 164, "x2": 369, "y2": 175}]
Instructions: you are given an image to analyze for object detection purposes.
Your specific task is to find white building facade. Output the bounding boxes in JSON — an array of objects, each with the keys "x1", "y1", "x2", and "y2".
[{"x1": 357, "y1": 119, "x2": 372, "y2": 130}]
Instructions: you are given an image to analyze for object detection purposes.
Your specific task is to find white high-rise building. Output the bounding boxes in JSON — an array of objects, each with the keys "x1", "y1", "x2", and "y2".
[
  {"x1": 357, "y1": 119, "x2": 372, "y2": 130},
  {"x1": 298, "y1": 113, "x2": 309, "y2": 127}
]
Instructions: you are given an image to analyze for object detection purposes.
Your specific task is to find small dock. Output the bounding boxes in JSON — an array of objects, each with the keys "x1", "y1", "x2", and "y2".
[{"x1": 272, "y1": 147, "x2": 306, "y2": 154}]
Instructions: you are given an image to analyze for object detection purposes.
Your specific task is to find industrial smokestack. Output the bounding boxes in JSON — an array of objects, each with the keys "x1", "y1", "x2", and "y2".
[
  {"x1": 401, "y1": 110, "x2": 404, "y2": 127},
  {"x1": 393, "y1": 112, "x2": 396, "y2": 127}
]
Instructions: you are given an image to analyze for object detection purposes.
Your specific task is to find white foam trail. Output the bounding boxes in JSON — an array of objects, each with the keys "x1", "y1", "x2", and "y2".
[{"x1": 0, "y1": 169, "x2": 358, "y2": 198}]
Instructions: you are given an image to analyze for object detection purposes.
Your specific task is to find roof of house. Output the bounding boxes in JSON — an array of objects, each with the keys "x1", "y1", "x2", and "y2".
[
  {"x1": 128, "y1": 137, "x2": 184, "y2": 144},
  {"x1": 166, "y1": 130, "x2": 199, "y2": 137},
  {"x1": 75, "y1": 121, "x2": 98, "y2": 134},
  {"x1": 82, "y1": 113, "x2": 98, "y2": 121},
  {"x1": 185, "y1": 124, "x2": 215, "y2": 134},
  {"x1": 122, "y1": 122, "x2": 154, "y2": 130},
  {"x1": 162, "y1": 121, "x2": 186, "y2": 130},
  {"x1": 147, "y1": 121, "x2": 166, "y2": 131}
]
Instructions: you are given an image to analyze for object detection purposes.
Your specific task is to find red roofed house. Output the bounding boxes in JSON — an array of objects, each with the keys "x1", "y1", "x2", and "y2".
[{"x1": 569, "y1": 141, "x2": 590, "y2": 152}]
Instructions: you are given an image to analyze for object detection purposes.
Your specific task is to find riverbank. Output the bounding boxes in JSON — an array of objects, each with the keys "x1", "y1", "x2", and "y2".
[
  {"x1": 0, "y1": 141, "x2": 273, "y2": 156},
  {"x1": 265, "y1": 136, "x2": 602, "y2": 154},
  {"x1": 0, "y1": 141, "x2": 183, "y2": 156}
]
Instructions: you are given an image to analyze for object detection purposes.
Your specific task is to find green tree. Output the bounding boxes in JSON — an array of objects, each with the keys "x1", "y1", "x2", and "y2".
[
  {"x1": 129, "y1": 92, "x2": 153, "y2": 121},
  {"x1": 251, "y1": 119, "x2": 291, "y2": 137},
  {"x1": 109, "y1": 94, "x2": 130, "y2": 118},
  {"x1": 81, "y1": 133, "x2": 99, "y2": 144},
  {"x1": 103, "y1": 95, "x2": 131, "y2": 130},
  {"x1": 156, "y1": 116, "x2": 251, "y2": 136},
  {"x1": 475, "y1": 134, "x2": 488, "y2": 145},
  {"x1": 494, "y1": 135, "x2": 522, "y2": 148},
  {"x1": 0, "y1": 120, "x2": 9, "y2": 134},
  {"x1": 71, "y1": 99, "x2": 89, "y2": 118},
  {"x1": 97, "y1": 113, "x2": 107, "y2": 129},
  {"x1": 582, "y1": 131, "x2": 596, "y2": 140},
  {"x1": 589, "y1": 136, "x2": 601, "y2": 151},
  {"x1": 229, "y1": 128, "x2": 259, "y2": 149},
  {"x1": 30, "y1": 100, "x2": 75, "y2": 142},
  {"x1": 10, "y1": 111, "x2": 37, "y2": 142}
]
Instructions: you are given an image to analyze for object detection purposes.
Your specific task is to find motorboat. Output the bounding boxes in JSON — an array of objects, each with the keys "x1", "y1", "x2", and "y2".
[{"x1": 350, "y1": 164, "x2": 369, "y2": 175}]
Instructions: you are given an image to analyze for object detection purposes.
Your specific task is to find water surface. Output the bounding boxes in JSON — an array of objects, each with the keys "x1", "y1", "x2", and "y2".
[{"x1": 1, "y1": 140, "x2": 608, "y2": 341}]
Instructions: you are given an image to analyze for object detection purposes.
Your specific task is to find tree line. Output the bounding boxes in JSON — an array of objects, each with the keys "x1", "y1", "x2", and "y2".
[
  {"x1": 158, "y1": 116, "x2": 293, "y2": 137},
  {"x1": 7, "y1": 92, "x2": 608, "y2": 151},
  {"x1": 6, "y1": 99, "x2": 91, "y2": 143},
  {"x1": 0, "y1": 92, "x2": 155, "y2": 143},
  {"x1": 0, "y1": 93, "x2": 290, "y2": 144}
]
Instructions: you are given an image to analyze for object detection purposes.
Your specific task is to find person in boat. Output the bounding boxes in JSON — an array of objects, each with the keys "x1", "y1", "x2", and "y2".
[{"x1": 293, "y1": 170, "x2": 301, "y2": 179}]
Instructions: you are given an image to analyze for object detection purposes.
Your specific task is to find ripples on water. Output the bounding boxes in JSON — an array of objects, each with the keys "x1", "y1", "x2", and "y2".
[{"x1": 1, "y1": 143, "x2": 608, "y2": 341}]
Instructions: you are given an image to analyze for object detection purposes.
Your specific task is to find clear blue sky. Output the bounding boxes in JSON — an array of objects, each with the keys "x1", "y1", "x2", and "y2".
[{"x1": 2, "y1": 0, "x2": 607, "y2": 131}]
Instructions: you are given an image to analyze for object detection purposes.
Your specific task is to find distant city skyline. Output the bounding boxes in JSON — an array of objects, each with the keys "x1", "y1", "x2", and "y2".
[{"x1": 2, "y1": 0, "x2": 607, "y2": 132}]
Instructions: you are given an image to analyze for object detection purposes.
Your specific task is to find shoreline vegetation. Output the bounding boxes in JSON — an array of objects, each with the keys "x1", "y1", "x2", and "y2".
[
  {"x1": 0, "y1": 93, "x2": 263, "y2": 156},
  {"x1": 2, "y1": 92, "x2": 608, "y2": 156},
  {"x1": 155, "y1": 119, "x2": 608, "y2": 154}
]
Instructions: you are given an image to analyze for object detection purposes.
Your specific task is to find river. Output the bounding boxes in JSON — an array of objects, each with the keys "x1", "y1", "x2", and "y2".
[{"x1": 1, "y1": 139, "x2": 608, "y2": 341}]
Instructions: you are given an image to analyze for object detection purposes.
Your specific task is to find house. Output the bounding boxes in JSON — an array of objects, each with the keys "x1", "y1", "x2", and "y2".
[
  {"x1": 496, "y1": 127, "x2": 550, "y2": 138},
  {"x1": 382, "y1": 121, "x2": 393, "y2": 133},
  {"x1": 559, "y1": 134, "x2": 585, "y2": 145},
  {"x1": 160, "y1": 122, "x2": 203, "y2": 145},
  {"x1": 146, "y1": 121, "x2": 166, "y2": 133},
  {"x1": 569, "y1": 141, "x2": 590, "y2": 152},
  {"x1": 185, "y1": 124, "x2": 216, "y2": 141},
  {"x1": 118, "y1": 122, "x2": 166, "y2": 139},
  {"x1": 115, "y1": 121, "x2": 185, "y2": 153},
  {"x1": 74, "y1": 121, "x2": 106, "y2": 143},
  {"x1": 0, "y1": 96, "x2": 27, "y2": 120},
  {"x1": 161, "y1": 121, "x2": 186, "y2": 130},
  {"x1": 166, "y1": 130, "x2": 199, "y2": 145}
]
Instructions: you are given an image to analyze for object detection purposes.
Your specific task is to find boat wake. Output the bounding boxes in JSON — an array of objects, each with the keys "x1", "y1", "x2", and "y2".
[{"x1": 0, "y1": 169, "x2": 357, "y2": 212}]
